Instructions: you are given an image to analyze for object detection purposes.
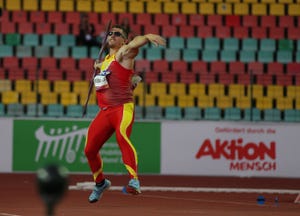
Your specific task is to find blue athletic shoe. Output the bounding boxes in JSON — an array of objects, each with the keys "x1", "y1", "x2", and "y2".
[
  {"x1": 88, "y1": 179, "x2": 111, "y2": 203},
  {"x1": 122, "y1": 179, "x2": 141, "y2": 195}
]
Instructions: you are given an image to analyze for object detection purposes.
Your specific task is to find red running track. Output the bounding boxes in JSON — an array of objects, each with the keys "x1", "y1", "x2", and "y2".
[{"x1": 0, "y1": 173, "x2": 300, "y2": 216}]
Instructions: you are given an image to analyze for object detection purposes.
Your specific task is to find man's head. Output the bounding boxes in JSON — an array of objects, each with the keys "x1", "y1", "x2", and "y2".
[{"x1": 107, "y1": 25, "x2": 129, "y2": 48}]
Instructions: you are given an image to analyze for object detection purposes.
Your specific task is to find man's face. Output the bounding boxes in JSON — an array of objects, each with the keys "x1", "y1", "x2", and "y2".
[{"x1": 107, "y1": 27, "x2": 126, "y2": 48}]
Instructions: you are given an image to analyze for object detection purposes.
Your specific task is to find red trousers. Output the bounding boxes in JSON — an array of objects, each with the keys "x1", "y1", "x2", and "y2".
[{"x1": 84, "y1": 102, "x2": 138, "y2": 183}]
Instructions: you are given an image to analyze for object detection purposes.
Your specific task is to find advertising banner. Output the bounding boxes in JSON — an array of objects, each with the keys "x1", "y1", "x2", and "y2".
[
  {"x1": 13, "y1": 119, "x2": 160, "y2": 174},
  {"x1": 161, "y1": 121, "x2": 300, "y2": 177}
]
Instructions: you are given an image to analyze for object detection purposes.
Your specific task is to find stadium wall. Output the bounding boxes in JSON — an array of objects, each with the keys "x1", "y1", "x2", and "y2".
[{"x1": 0, "y1": 118, "x2": 300, "y2": 178}]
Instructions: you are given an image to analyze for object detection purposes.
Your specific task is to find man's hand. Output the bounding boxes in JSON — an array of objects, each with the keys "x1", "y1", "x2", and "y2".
[
  {"x1": 94, "y1": 60, "x2": 102, "y2": 70},
  {"x1": 145, "y1": 34, "x2": 166, "y2": 47}
]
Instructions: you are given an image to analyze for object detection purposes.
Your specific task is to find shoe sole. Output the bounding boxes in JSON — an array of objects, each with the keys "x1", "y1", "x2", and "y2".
[{"x1": 122, "y1": 185, "x2": 141, "y2": 195}]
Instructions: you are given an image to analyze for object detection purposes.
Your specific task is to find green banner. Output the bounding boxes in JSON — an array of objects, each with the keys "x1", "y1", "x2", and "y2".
[{"x1": 13, "y1": 119, "x2": 160, "y2": 174}]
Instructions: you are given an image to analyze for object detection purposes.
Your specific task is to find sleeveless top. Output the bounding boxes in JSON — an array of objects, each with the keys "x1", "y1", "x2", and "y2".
[{"x1": 95, "y1": 54, "x2": 134, "y2": 109}]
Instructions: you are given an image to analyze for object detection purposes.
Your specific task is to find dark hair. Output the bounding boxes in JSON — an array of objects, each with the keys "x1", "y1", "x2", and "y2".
[{"x1": 111, "y1": 24, "x2": 129, "y2": 39}]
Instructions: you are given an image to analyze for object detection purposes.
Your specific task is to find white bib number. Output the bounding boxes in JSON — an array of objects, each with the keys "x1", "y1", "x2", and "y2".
[{"x1": 94, "y1": 71, "x2": 110, "y2": 90}]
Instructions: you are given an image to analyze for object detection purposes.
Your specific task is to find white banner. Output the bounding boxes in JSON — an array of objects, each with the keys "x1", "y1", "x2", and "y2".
[
  {"x1": 0, "y1": 118, "x2": 13, "y2": 172},
  {"x1": 161, "y1": 121, "x2": 300, "y2": 177}
]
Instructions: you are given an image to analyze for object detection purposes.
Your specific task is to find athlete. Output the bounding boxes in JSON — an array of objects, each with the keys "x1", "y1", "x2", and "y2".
[{"x1": 84, "y1": 24, "x2": 166, "y2": 203}]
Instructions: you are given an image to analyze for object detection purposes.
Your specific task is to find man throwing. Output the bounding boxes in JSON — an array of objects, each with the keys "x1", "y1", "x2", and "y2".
[{"x1": 84, "y1": 24, "x2": 166, "y2": 203}]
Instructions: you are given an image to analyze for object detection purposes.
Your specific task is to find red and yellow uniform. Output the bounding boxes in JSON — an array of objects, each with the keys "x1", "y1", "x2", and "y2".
[{"x1": 84, "y1": 54, "x2": 138, "y2": 183}]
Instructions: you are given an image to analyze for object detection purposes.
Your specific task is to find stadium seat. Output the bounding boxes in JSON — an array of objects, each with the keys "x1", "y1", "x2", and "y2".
[
  {"x1": 60, "y1": 34, "x2": 76, "y2": 47},
  {"x1": 257, "y1": 51, "x2": 274, "y2": 63},
  {"x1": 1, "y1": 21, "x2": 16, "y2": 34},
  {"x1": 41, "y1": 0, "x2": 57, "y2": 11},
  {"x1": 215, "y1": 26, "x2": 231, "y2": 39},
  {"x1": 7, "y1": 103, "x2": 24, "y2": 117},
  {"x1": 76, "y1": 0, "x2": 92, "y2": 12},
  {"x1": 21, "y1": 91, "x2": 37, "y2": 105},
  {"x1": 223, "y1": 38, "x2": 239, "y2": 51},
  {"x1": 234, "y1": 3, "x2": 249, "y2": 15},
  {"x1": 260, "y1": 39, "x2": 276, "y2": 51},
  {"x1": 202, "y1": 50, "x2": 218, "y2": 62},
  {"x1": 276, "y1": 51, "x2": 293, "y2": 63},
  {"x1": 236, "y1": 96, "x2": 251, "y2": 109},
  {"x1": 152, "y1": 59, "x2": 169, "y2": 73},
  {"x1": 199, "y1": 3, "x2": 215, "y2": 15},
  {"x1": 42, "y1": 34, "x2": 58, "y2": 46},
  {"x1": 2, "y1": 91, "x2": 19, "y2": 104},
  {"x1": 71, "y1": 46, "x2": 88, "y2": 59},
  {"x1": 182, "y1": 2, "x2": 197, "y2": 14},
  {"x1": 183, "y1": 50, "x2": 199, "y2": 62},
  {"x1": 60, "y1": 92, "x2": 78, "y2": 106},
  {"x1": 23, "y1": 34, "x2": 39, "y2": 46},
  {"x1": 197, "y1": 26, "x2": 213, "y2": 38},
  {"x1": 197, "y1": 95, "x2": 214, "y2": 108},
  {"x1": 251, "y1": 27, "x2": 267, "y2": 39},
  {"x1": 53, "y1": 80, "x2": 71, "y2": 93},
  {"x1": 183, "y1": 107, "x2": 202, "y2": 120},
  {"x1": 94, "y1": 1, "x2": 109, "y2": 13},
  {"x1": 264, "y1": 108, "x2": 281, "y2": 121},
  {"x1": 129, "y1": 1, "x2": 144, "y2": 13},
  {"x1": 40, "y1": 92, "x2": 58, "y2": 105},
  {"x1": 165, "y1": 106, "x2": 182, "y2": 120},
  {"x1": 35, "y1": 23, "x2": 51, "y2": 34},
  {"x1": 161, "y1": 73, "x2": 178, "y2": 83},
  {"x1": 163, "y1": 2, "x2": 179, "y2": 14},
  {"x1": 276, "y1": 97, "x2": 293, "y2": 110},
  {"x1": 233, "y1": 26, "x2": 249, "y2": 39},
  {"x1": 18, "y1": 22, "x2": 34, "y2": 34},
  {"x1": 53, "y1": 46, "x2": 69, "y2": 58},
  {"x1": 220, "y1": 50, "x2": 237, "y2": 62},
  {"x1": 65, "y1": 104, "x2": 83, "y2": 117},
  {"x1": 146, "y1": 1, "x2": 162, "y2": 14},
  {"x1": 169, "y1": 83, "x2": 186, "y2": 96},
  {"x1": 269, "y1": 27, "x2": 285, "y2": 39},
  {"x1": 177, "y1": 95, "x2": 196, "y2": 108},
  {"x1": 204, "y1": 107, "x2": 221, "y2": 120},
  {"x1": 134, "y1": 105, "x2": 143, "y2": 120},
  {"x1": 16, "y1": 46, "x2": 32, "y2": 58},
  {"x1": 269, "y1": 3, "x2": 285, "y2": 16},
  {"x1": 59, "y1": 57, "x2": 76, "y2": 71},
  {"x1": 244, "y1": 108, "x2": 262, "y2": 121},
  {"x1": 186, "y1": 37, "x2": 202, "y2": 50},
  {"x1": 46, "y1": 104, "x2": 64, "y2": 117},
  {"x1": 204, "y1": 37, "x2": 220, "y2": 50},
  {"x1": 145, "y1": 106, "x2": 163, "y2": 119},
  {"x1": 279, "y1": 16, "x2": 295, "y2": 28},
  {"x1": 278, "y1": 39, "x2": 294, "y2": 51},
  {"x1": 171, "y1": 14, "x2": 187, "y2": 26},
  {"x1": 150, "y1": 82, "x2": 167, "y2": 95},
  {"x1": 188, "y1": 83, "x2": 206, "y2": 96},
  {"x1": 15, "y1": 79, "x2": 32, "y2": 92},
  {"x1": 207, "y1": 15, "x2": 223, "y2": 27},
  {"x1": 5, "y1": 33, "x2": 21, "y2": 46},
  {"x1": 224, "y1": 107, "x2": 242, "y2": 121},
  {"x1": 12, "y1": 11, "x2": 27, "y2": 23},
  {"x1": 239, "y1": 50, "x2": 256, "y2": 63},
  {"x1": 168, "y1": 37, "x2": 185, "y2": 49},
  {"x1": 284, "y1": 109, "x2": 300, "y2": 122},
  {"x1": 252, "y1": 3, "x2": 267, "y2": 16},
  {"x1": 45, "y1": 68, "x2": 63, "y2": 81},
  {"x1": 242, "y1": 38, "x2": 258, "y2": 51},
  {"x1": 189, "y1": 14, "x2": 205, "y2": 27},
  {"x1": 288, "y1": 3, "x2": 300, "y2": 16},
  {"x1": 25, "y1": 104, "x2": 44, "y2": 117}
]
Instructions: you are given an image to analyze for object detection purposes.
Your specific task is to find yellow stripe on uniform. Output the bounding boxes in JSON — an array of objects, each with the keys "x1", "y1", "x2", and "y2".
[{"x1": 120, "y1": 102, "x2": 138, "y2": 178}]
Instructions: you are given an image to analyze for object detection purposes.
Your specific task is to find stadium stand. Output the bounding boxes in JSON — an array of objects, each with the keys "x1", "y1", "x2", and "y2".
[{"x1": 0, "y1": 0, "x2": 300, "y2": 121}]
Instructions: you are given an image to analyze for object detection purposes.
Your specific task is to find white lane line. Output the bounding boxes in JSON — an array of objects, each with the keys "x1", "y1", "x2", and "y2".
[{"x1": 69, "y1": 182, "x2": 300, "y2": 194}]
